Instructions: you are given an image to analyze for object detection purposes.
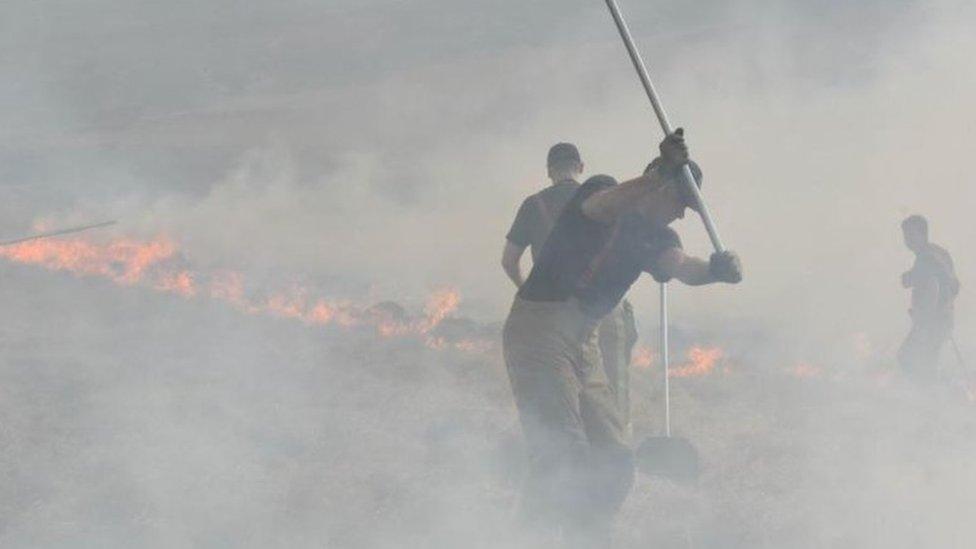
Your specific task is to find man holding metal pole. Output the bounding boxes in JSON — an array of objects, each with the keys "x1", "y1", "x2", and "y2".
[
  {"x1": 502, "y1": 129, "x2": 742, "y2": 545},
  {"x1": 502, "y1": 143, "x2": 639, "y2": 436},
  {"x1": 897, "y1": 215, "x2": 959, "y2": 383}
]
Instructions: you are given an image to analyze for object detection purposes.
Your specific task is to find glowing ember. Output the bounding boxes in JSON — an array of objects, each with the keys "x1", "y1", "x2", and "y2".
[
  {"x1": 155, "y1": 270, "x2": 197, "y2": 297},
  {"x1": 792, "y1": 362, "x2": 823, "y2": 379},
  {"x1": 209, "y1": 271, "x2": 247, "y2": 306},
  {"x1": 632, "y1": 345, "x2": 655, "y2": 369},
  {"x1": 422, "y1": 288, "x2": 461, "y2": 331},
  {"x1": 670, "y1": 346, "x2": 724, "y2": 378},
  {"x1": 265, "y1": 290, "x2": 308, "y2": 320}
]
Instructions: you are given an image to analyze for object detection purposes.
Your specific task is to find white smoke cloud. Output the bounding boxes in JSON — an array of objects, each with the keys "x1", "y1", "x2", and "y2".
[{"x1": 3, "y1": 0, "x2": 976, "y2": 547}]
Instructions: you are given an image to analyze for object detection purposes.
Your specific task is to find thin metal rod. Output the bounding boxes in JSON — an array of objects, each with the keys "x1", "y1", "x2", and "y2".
[
  {"x1": 951, "y1": 335, "x2": 967, "y2": 369},
  {"x1": 660, "y1": 282, "x2": 671, "y2": 437},
  {"x1": 0, "y1": 220, "x2": 117, "y2": 247},
  {"x1": 603, "y1": 0, "x2": 726, "y2": 253}
]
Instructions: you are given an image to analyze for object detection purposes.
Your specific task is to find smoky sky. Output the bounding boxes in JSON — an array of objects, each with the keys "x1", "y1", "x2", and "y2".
[
  {"x1": 2, "y1": 0, "x2": 971, "y2": 346},
  {"x1": 2, "y1": 0, "x2": 922, "y2": 210},
  {"x1": 4, "y1": 4, "x2": 976, "y2": 545}
]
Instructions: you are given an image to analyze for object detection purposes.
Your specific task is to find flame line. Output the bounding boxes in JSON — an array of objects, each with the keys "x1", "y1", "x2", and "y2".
[{"x1": 0, "y1": 233, "x2": 483, "y2": 352}]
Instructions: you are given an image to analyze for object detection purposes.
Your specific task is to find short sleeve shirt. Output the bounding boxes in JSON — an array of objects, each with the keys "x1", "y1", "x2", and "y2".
[
  {"x1": 518, "y1": 176, "x2": 682, "y2": 318},
  {"x1": 506, "y1": 181, "x2": 580, "y2": 261},
  {"x1": 910, "y1": 243, "x2": 958, "y2": 316}
]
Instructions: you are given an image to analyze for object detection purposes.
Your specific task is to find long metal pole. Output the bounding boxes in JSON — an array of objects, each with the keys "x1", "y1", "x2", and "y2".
[
  {"x1": 950, "y1": 335, "x2": 967, "y2": 369},
  {"x1": 0, "y1": 220, "x2": 116, "y2": 247},
  {"x1": 604, "y1": 0, "x2": 725, "y2": 253},
  {"x1": 661, "y1": 282, "x2": 671, "y2": 437}
]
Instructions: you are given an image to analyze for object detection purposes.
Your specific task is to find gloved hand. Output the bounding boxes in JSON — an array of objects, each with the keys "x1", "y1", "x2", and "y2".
[
  {"x1": 709, "y1": 251, "x2": 742, "y2": 283},
  {"x1": 659, "y1": 128, "x2": 689, "y2": 170}
]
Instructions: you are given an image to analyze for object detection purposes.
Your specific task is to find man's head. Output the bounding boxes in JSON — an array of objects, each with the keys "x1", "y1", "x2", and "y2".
[
  {"x1": 547, "y1": 143, "x2": 583, "y2": 183},
  {"x1": 902, "y1": 214, "x2": 929, "y2": 251},
  {"x1": 636, "y1": 160, "x2": 703, "y2": 226}
]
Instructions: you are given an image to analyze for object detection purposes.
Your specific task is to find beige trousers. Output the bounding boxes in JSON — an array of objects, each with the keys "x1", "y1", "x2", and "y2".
[
  {"x1": 597, "y1": 299, "x2": 637, "y2": 432},
  {"x1": 503, "y1": 296, "x2": 634, "y2": 545}
]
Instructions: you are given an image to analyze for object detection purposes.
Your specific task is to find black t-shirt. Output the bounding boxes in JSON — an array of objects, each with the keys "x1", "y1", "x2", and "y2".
[
  {"x1": 518, "y1": 176, "x2": 682, "y2": 318},
  {"x1": 506, "y1": 181, "x2": 580, "y2": 261},
  {"x1": 909, "y1": 243, "x2": 958, "y2": 317}
]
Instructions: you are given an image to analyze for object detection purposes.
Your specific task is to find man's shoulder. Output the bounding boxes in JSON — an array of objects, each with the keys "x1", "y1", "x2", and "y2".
[
  {"x1": 922, "y1": 243, "x2": 952, "y2": 263},
  {"x1": 928, "y1": 243, "x2": 955, "y2": 271},
  {"x1": 929, "y1": 243, "x2": 952, "y2": 258},
  {"x1": 529, "y1": 182, "x2": 583, "y2": 213},
  {"x1": 538, "y1": 181, "x2": 581, "y2": 198},
  {"x1": 913, "y1": 244, "x2": 953, "y2": 278}
]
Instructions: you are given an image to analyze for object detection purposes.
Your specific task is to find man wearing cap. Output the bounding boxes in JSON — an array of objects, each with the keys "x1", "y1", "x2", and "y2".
[
  {"x1": 502, "y1": 129, "x2": 742, "y2": 545},
  {"x1": 898, "y1": 215, "x2": 959, "y2": 383},
  {"x1": 502, "y1": 142, "x2": 638, "y2": 436}
]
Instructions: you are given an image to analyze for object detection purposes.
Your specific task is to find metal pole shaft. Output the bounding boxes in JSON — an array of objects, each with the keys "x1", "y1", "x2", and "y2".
[
  {"x1": 603, "y1": 0, "x2": 726, "y2": 253},
  {"x1": 661, "y1": 282, "x2": 671, "y2": 437},
  {"x1": 0, "y1": 220, "x2": 116, "y2": 247},
  {"x1": 951, "y1": 335, "x2": 967, "y2": 369}
]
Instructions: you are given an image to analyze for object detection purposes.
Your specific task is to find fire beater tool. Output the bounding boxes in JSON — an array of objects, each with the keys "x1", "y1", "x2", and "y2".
[
  {"x1": 0, "y1": 220, "x2": 117, "y2": 247},
  {"x1": 603, "y1": 0, "x2": 730, "y2": 482}
]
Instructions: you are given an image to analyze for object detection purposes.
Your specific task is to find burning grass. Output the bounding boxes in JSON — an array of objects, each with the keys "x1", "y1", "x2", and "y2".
[{"x1": 0, "y1": 233, "x2": 486, "y2": 352}]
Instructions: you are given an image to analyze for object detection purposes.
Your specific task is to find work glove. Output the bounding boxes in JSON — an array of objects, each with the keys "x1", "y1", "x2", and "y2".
[
  {"x1": 709, "y1": 250, "x2": 742, "y2": 283},
  {"x1": 659, "y1": 128, "x2": 689, "y2": 171}
]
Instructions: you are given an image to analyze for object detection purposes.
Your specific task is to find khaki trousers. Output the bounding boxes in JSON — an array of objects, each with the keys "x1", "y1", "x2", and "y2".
[
  {"x1": 503, "y1": 297, "x2": 634, "y2": 545},
  {"x1": 597, "y1": 299, "x2": 638, "y2": 432}
]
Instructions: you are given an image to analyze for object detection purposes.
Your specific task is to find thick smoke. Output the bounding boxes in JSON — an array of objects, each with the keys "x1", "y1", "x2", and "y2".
[{"x1": 2, "y1": 0, "x2": 976, "y2": 547}]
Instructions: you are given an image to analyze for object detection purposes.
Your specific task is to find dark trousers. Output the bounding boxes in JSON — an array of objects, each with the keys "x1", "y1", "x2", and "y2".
[{"x1": 898, "y1": 320, "x2": 950, "y2": 383}]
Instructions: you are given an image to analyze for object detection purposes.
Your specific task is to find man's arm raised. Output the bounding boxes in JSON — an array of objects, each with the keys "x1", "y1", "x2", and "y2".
[{"x1": 581, "y1": 129, "x2": 689, "y2": 224}]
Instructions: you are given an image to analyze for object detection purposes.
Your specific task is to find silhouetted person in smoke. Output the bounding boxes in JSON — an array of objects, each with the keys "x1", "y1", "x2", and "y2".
[
  {"x1": 502, "y1": 143, "x2": 638, "y2": 437},
  {"x1": 898, "y1": 215, "x2": 959, "y2": 383},
  {"x1": 502, "y1": 129, "x2": 742, "y2": 547}
]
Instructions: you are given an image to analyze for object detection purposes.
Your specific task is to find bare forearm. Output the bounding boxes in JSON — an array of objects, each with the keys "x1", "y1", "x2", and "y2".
[
  {"x1": 673, "y1": 257, "x2": 715, "y2": 286},
  {"x1": 501, "y1": 242, "x2": 526, "y2": 288},
  {"x1": 503, "y1": 261, "x2": 524, "y2": 287},
  {"x1": 581, "y1": 171, "x2": 664, "y2": 224}
]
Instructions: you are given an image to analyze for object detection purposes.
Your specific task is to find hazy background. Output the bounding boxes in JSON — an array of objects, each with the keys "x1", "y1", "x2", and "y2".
[
  {"x1": 2, "y1": 0, "x2": 976, "y2": 547},
  {"x1": 4, "y1": 0, "x2": 973, "y2": 342}
]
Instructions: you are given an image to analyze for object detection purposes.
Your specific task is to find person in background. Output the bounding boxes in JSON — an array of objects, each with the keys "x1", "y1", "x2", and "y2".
[
  {"x1": 503, "y1": 129, "x2": 742, "y2": 546},
  {"x1": 898, "y1": 214, "x2": 959, "y2": 383},
  {"x1": 503, "y1": 143, "x2": 639, "y2": 437}
]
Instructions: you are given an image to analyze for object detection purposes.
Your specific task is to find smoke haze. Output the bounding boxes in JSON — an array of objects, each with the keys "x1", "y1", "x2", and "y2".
[{"x1": 2, "y1": 0, "x2": 976, "y2": 547}]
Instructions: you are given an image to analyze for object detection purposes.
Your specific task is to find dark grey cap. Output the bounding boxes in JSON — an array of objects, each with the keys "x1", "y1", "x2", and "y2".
[{"x1": 547, "y1": 143, "x2": 581, "y2": 167}]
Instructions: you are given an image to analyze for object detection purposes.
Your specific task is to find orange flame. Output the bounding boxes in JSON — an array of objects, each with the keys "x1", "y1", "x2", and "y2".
[
  {"x1": 669, "y1": 346, "x2": 724, "y2": 378},
  {"x1": 792, "y1": 362, "x2": 823, "y2": 379},
  {"x1": 632, "y1": 345, "x2": 655, "y2": 370},
  {"x1": 0, "y1": 233, "x2": 486, "y2": 352},
  {"x1": 422, "y1": 288, "x2": 460, "y2": 331},
  {"x1": 155, "y1": 270, "x2": 197, "y2": 297},
  {"x1": 0, "y1": 236, "x2": 177, "y2": 285}
]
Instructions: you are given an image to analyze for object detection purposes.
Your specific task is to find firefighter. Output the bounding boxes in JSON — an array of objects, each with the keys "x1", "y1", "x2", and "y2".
[
  {"x1": 502, "y1": 143, "x2": 637, "y2": 435},
  {"x1": 502, "y1": 129, "x2": 741, "y2": 545},
  {"x1": 898, "y1": 215, "x2": 959, "y2": 383}
]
